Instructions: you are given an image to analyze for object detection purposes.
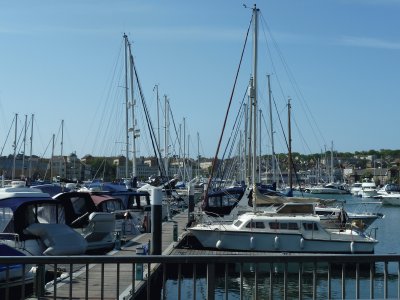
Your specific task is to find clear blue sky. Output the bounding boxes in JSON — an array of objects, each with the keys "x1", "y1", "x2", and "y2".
[{"x1": 1, "y1": 0, "x2": 399, "y2": 160}]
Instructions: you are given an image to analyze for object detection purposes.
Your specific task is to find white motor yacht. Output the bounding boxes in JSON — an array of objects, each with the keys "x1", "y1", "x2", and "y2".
[
  {"x1": 188, "y1": 210, "x2": 377, "y2": 254},
  {"x1": 358, "y1": 180, "x2": 378, "y2": 198}
]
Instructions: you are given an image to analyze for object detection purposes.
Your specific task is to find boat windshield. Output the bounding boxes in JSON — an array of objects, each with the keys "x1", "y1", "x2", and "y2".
[
  {"x1": 0, "y1": 207, "x2": 13, "y2": 232},
  {"x1": 303, "y1": 222, "x2": 319, "y2": 231},
  {"x1": 233, "y1": 220, "x2": 243, "y2": 227}
]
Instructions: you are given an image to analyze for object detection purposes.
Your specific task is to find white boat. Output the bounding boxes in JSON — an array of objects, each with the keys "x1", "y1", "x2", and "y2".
[
  {"x1": 376, "y1": 183, "x2": 400, "y2": 196},
  {"x1": 358, "y1": 179, "x2": 378, "y2": 198},
  {"x1": 381, "y1": 193, "x2": 400, "y2": 206},
  {"x1": 349, "y1": 182, "x2": 362, "y2": 196},
  {"x1": 314, "y1": 205, "x2": 382, "y2": 229},
  {"x1": 305, "y1": 183, "x2": 349, "y2": 194},
  {"x1": 188, "y1": 210, "x2": 377, "y2": 253}
]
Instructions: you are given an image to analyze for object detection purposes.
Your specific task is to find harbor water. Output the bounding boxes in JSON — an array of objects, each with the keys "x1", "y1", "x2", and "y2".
[{"x1": 163, "y1": 193, "x2": 399, "y2": 299}]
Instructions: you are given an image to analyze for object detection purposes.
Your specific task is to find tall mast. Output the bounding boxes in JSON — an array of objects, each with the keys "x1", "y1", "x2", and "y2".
[
  {"x1": 12, "y1": 113, "x2": 18, "y2": 180},
  {"x1": 183, "y1": 117, "x2": 186, "y2": 181},
  {"x1": 251, "y1": 4, "x2": 259, "y2": 190},
  {"x1": 267, "y1": 74, "x2": 276, "y2": 186},
  {"x1": 288, "y1": 98, "x2": 293, "y2": 191},
  {"x1": 128, "y1": 41, "x2": 137, "y2": 179},
  {"x1": 28, "y1": 114, "x2": 34, "y2": 179},
  {"x1": 164, "y1": 95, "x2": 169, "y2": 177},
  {"x1": 124, "y1": 33, "x2": 129, "y2": 179},
  {"x1": 60, "y1": 119, "x2": 64, "y2": 178},
  {"x1": 187, "y1": 134, "x2": 190, "y2": 181},
  {"x1": 197, "y1": 132, "x2": 200, "y2": 178},
  {"x1": 22, "y1": 114, "x2": 27, "y2": 177},
  {"x1": 154, "y1": 84, "x2": 160, "y2": 155},
  {"x1": 243, "y1": 102, "x2": 248, "y2": 184},
  {"x1": 259, "y1": 109, "x2": 262, "y2": 183},
  {"x1": 246, "y1": 81, "x2": 252, "y2": 186},
  {"x1": 330, "y1": 141, "x2": 334, "y2": 182},
  {"x1": 51, "y1": 134, "x2": 55, "y2": 181}
]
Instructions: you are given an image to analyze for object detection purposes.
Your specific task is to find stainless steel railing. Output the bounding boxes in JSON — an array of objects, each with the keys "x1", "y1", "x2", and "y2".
[{"x1": 0, "y1": 254, "x2": 399, "y2": 299}]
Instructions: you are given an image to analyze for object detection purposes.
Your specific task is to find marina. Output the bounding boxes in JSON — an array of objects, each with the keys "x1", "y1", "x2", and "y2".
[
  {"x1": 1, "y1": 2, "x2": 400, "y2": 300},
  {"x1": 0, "y1": 192, "x2": 399, "y2": 299}
]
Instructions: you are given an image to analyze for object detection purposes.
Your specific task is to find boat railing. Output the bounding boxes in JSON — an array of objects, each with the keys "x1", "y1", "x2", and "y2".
[
  {"x1": 193, "y1": 211, "x2": 233, "y2": 228},
  {"x1": 0, "y1": 232, "x2": 21, "y2": 248}
]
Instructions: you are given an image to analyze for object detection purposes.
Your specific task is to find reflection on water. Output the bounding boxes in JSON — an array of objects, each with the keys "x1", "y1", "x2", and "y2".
[
  {"x1": 164, "y1": 266, "x2": 400, "y2": 299},
  {"x1": 165, "y1": 194, "x2": 400, "y2": 299}
]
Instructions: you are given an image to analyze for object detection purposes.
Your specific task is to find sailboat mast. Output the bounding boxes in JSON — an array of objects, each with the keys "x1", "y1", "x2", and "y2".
[
  {"x1": 183, "y1": 117, "x2": 186, "y2": 181},
  {"x1": 259, "y1": 109, "x2": 262, "y2": 183},
  {"x1": 22, "y1": 114, "x2": 27, "y2": 177},
  {"x1": 12, "y1": 113, "x2": 17, "y2": 180},
  {"x1": 243, "y1": 102, "x2": 248, "y2": 184},
  {"x1": 51, "y1": 134, "x2": 55, "y2": 181},
  {"x1": 60, "y1": 119, "x2": 64, "y2": 178},
  {"x1": 251, "y1": 4, "x2": 259, "y2": 190},
  {"x1": 267, "y1": 74, "x2": 276, "y2": 186},
  {"x1": 124, "y1": 33, "x2": 129, "y2": 179},
  {"x1": 247, "y1": 81, "x2": 253, "y2": 186},
  {"x1": 28, "y1": 114, "x2": 34, "y2": 179},
  {"x1": 155, "y1": 85, "x2": 161, "y2": 159},
  {"x1": 164, "y1": 95, "x2": 169, "y2": 177},
  {"x1": 288, "y1": 98, "x2": 293, "y2": 190},
  {"x1": 197, "y1": 132, "x2": 200, "y2": 178},
  {"x1": 128, "y1": 41, "x2": 137, "y2": 179},
  {"x1": 330, "y1": 141, "x2": 334, "y2": 182}
]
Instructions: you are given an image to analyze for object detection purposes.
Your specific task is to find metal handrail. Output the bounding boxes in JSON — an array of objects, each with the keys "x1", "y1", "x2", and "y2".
[{"x1": 1, "y1": 254, "x2": 400, "y2": 299}]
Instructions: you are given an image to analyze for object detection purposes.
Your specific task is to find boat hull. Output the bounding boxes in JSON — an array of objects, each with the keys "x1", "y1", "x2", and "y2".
[{"x1": 188, "y1": 227, "x2": 376, "y2": 254}]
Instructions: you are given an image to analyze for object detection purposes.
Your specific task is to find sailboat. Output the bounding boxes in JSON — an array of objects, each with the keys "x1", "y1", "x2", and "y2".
[{"x1": 188, "y1": 5, "x2": 377, "y2": 254}]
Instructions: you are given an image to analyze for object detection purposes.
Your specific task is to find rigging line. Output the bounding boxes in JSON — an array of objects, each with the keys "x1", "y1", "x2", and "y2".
[
  {"x1": 270, "y1": 93, "x2": 303, "y2": 187},
  {"x1": 16, "y1": 118, "x2": 26, "y2": 155},
  {"x1": 259, "y1": 13, "x2": 326, "y2": 149},
  {"x1": 217, "y1": 88, "x2": 247, "y2": 185},
  {"x1": 222, "y1": 106, "x2": 245, "y2": 183},
  {"x1": 261, "y1": 109, "x2": 272, "y2": 152},
  {"x1": 86, "y1": 38, "x2": 124, "y2": 156},
  {"x1": 204, "y1": 12, "x2": 253, "y2": 201},
  {"x1": 292, "y1": 115, "x2": 313, "y2": 155},
  {"x1": 131, "y1": 53, "x2": 166, "y2": 178},
  {"x1": 0, "y1": 117, "x2": 15, "y2": 156},
  {"x1": 168, "y1": 104, "x2": 183, "y2": 161}
]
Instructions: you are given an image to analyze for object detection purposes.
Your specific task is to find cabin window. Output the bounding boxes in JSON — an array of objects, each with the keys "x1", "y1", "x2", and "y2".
[
  {"x1": 269, "y1": 221, "x2": 300, "y2": 230},
  {"x1": 303, "y1": 222, "x2": 318, "y2": 231},
  {"x1": 101, "y1": 200, "x2": 124, "y2": 212},
  {"x1": 208, "y1": 196, "x2": 222, "y2": 207},
  {"x1": 269, "y1": 222, "x2": 279, "y2": 230},
  {"x1": 316, "y1": 211, "x2": 331, "y2": 217},
  {"x1": 233, "y1": 220, "x2": 243, "y2": 227},
  {"x1": 70, "y1": 197, "x2": 87, "y2": 214},
  {"x1": 245, "y1": 221, "x2": 265, "y2": 229},
  {"x1": 0, "y1": 207, "x2": 13, "y2": 232},
  {"x1": 222, "y1": 194, "x2": 239, "y2": 206},
  {"x1": 255, "y1": 222, "x2": 265, "y2": 228},
  {"x1": 280, "y1": 223, "x2": 288, "y2": 230}
]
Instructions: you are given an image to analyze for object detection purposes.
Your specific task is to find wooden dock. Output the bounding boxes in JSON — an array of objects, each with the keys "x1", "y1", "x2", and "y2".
[{"x1": 29, "y1": 210, "x2": 191, "y2": 299}]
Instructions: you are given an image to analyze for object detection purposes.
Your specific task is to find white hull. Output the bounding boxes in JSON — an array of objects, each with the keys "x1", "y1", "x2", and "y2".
[
  {"x1": 381, "y1": 194, "x2": 400, "y2": 206},
  {"x1": 308, "y1": 187, "x2": 348, "y2": 195},
  {"x1": 188, "y1": 211, "x2": 377, "y2": 254},
  {"x1": 189, "y1": 226, "x2": 375, "y2": 253}
]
